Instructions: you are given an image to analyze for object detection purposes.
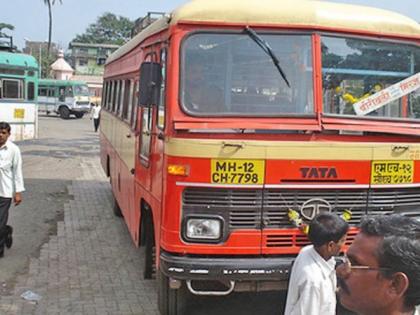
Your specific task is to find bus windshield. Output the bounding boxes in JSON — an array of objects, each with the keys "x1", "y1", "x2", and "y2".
[
  {"x1": 322, "y1": 36, "x2": 420, "y2": 120},
  {"x1": 73, "y1": 84, "x2": 90, "y2": 96},
  {"x1": 181, "y1": 33, "x2": 314, "y2": 116}
]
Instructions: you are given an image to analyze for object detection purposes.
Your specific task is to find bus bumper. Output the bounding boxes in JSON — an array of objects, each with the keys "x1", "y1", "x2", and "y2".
[{"x1": 160, "y1": 251, "x2": 293, "y2": 282}]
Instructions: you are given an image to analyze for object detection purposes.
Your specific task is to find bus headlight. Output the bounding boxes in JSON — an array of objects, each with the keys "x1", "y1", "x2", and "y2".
[{"x1": 185, "y1": 217, "x2": 222, "y2": 241}]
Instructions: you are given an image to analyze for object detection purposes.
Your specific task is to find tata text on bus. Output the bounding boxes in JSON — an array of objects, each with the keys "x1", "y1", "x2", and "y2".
[{"x1": 100, "y1": 0, "x2": 420, "y2": 314}]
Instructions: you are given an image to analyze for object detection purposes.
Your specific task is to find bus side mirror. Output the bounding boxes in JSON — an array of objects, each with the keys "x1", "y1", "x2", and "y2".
[{"x1": 139, "y1": 62, "x2": 162, "y2": 107}]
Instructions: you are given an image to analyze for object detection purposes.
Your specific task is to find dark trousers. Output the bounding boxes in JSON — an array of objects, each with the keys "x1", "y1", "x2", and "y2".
[
  {"x1": 94, "y1": 118, "x2": 100, "y2": 132},
  {"x1": 0, "y1": 197, "x2": 12, "y2": 247}
]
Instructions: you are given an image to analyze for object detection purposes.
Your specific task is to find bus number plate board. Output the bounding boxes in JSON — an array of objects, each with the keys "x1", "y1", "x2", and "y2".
[
  {"x1": 371, "y1": 160, "x2": 414, "y2": 185},
  {"x1": 211, "y1": 159, "x2": 265, "y2": 185}
]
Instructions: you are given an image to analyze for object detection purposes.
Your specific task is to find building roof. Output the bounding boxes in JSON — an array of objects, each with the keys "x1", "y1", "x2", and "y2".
[
  {"x1": 51, "y1": 52, "x2": 73, "y2": 72},
  {"x1": 107, "y1": 0, "x2": 420, "y2": 65},
  {"x1": 69, "y1": 42, "x2": 120, "y2": 49},
  {"x1": 0, "y1": 51, "x2": 39, "y2": 70}
]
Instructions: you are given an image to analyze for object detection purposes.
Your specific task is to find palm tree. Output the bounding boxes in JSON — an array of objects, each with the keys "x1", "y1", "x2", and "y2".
[{"x1": 42, "y1": 0, "x2": 62, "y2": 55}]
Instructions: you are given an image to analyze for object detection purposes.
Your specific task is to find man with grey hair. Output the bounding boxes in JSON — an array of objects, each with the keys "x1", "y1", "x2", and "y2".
[{"x1": 337, "y1": 214, "x2": 420, "y2": 315}]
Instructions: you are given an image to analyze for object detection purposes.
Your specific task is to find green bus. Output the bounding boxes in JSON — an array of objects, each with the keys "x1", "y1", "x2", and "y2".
[
  {"x1": 38, "y1": 79, "x2": 91, "y2": 119},
  {"x1": 0, "y1": 43, "x2": 39, "y2": 141}
]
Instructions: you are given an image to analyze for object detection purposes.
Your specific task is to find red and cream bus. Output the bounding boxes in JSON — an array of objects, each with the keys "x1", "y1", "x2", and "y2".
[{"x1": 100, "y1": 0, "x2": 420, "y2": 314}]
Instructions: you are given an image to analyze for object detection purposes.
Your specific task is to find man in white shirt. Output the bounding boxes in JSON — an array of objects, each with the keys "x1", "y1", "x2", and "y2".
[
  {"x1": 284, "y1": 213, "x2": 348, "y2": 315},
  {"x1": 0, "y1": 122, "x2": 24, "y2": 258},
  {"x1": 90, "y1": 103, "x2": 101, "y2": 132}
]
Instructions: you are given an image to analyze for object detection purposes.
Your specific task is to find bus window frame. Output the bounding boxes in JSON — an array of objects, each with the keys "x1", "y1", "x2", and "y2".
[
  {"x1": 131, "y1": 80, "x2": 139, "y2": 130},
  {"x1": 27, "y1": 81, "x2": 35, "y2": 101},
  {"x1": 139, "y1": 51, "x2": 158, "y2": 166},
  {"x1": 319, "y1": 32, "x2": 420, "y2": 122},
  {"x1": 178, "y1": 29, "x2": 316, "y2": 118},
  {"x1": 1, "y1": 78, "x2": 24, "y2": 100},
  {"x1": 157, "y1": 47, "x2": 167, "y2": 130}
]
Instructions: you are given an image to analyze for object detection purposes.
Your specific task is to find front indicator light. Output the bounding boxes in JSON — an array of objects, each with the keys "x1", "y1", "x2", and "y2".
[
  {"x1": 168, "y1": 164, "x2": 189, "y2": 176},
  {"x1": 186, "y1": 218, "x2": 222, "y2": 240}
]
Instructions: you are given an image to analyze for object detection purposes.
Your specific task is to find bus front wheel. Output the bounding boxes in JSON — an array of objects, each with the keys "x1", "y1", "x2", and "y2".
[
  {"x1": 158, "y1": 271, "x2": 188, "y2": 315},
  {"x1": 59, "y1": 107, "x2": 70, "y2": 119}
]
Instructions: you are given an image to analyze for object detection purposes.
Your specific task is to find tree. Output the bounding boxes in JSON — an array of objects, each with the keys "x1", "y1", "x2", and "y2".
[
  {"x1": 42, "y1": 0, "x2": 62, "y2": 55},
  {"x1": 72, "y1": 13, "x2": 134, "y2": 45},
  {"x1": 0, "y1": 23, "x2": 14, "y2": 37}
]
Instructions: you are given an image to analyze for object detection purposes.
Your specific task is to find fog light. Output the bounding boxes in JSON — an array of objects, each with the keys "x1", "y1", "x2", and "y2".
[{"x1": 186, "y1": 218, "x2": 222, "y2": 240}]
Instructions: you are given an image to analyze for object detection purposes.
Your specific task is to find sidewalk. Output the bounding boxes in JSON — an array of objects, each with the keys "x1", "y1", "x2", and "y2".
[{"x1": 0, "y1": 156, "x2": 158, "y2": 315}]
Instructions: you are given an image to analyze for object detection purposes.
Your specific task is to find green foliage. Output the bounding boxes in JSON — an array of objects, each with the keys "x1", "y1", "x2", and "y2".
[
  {"x1": 31, "y1": 48, "x2": 56, "y2": 78},
  {"x1": 42, "y1": 0, "x2": 62, "y2": 55},
  {"x1": 72, "y1": 13, "x2": 134, "y2": 45},
  {"x1": 0, "y1": 23, "x2": 14, "y2": 37}
]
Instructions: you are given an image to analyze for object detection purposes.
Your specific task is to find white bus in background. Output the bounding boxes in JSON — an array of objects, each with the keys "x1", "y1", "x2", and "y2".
[{"x1": 38, "y1": 79, "x2": 91, "y2": 119}]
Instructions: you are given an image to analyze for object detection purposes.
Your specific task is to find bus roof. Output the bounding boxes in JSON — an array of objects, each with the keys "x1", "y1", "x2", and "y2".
[
  {"x1": 107, "y1": 0, "x2": 420, "y2": 64},
  {"x1": 39, "y1": 79, "x2": 87, "y2": 87},
  {"x1": 171, "y1": 0, "x2": 420, "y2": 37},
  {"x1": 0, "y1": 51, "x2": 39, "y2": 70}
]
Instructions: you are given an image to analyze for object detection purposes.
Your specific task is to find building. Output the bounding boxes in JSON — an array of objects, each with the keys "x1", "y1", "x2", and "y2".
[
  {"x1": 23, "y1": 41, "x2": 58, "y2": 58},
  {"x1": 68, "y1": 42, "x2": 120, "y2": 104},
  {"x1": 50, "y1": 50, "x2": 74, "y2": 80},
  {"x1": 68, "y1": 42, "x2": 119, "y2": 76}
]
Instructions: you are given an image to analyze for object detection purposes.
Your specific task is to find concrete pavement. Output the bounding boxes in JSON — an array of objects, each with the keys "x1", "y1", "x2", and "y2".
[{"x1": 0, "y1": 117, "x2": 158, "y2": 315}]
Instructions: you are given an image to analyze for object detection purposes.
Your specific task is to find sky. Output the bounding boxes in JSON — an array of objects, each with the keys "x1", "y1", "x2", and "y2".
[{"x1": 1, "y1": 0, "x2": 420, "y2": 51}]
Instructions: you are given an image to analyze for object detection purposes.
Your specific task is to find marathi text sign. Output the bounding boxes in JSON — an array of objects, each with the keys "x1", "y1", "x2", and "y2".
[{"x1": 353, "y1": 72, "x2": 420, "y2": 116}]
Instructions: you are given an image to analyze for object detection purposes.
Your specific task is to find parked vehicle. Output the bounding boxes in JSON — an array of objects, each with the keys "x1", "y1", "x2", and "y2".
[
  {"x1": 0, "y1": 36, "x2": 38, "y2": 141},
  {"x1": 38, "y1": 79, "x2": 91, "y2": 119}
]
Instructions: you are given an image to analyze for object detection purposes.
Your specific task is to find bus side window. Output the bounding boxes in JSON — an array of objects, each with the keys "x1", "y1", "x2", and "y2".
[
  {"x1": 48, "y1": 88, "x2": 55, "y2": 97},
  {"x1": 27, "y1": 82, "x2": 35, "y2": 101},
  {"x1": 157, "y1": 48, "x2": 167, "y2": 129},
  {"x1": 3, "y1": 79, "x2": 23, "y2": 99},
  {"x1": 39, "y1": 88, "x2": 47, "y2": 97},
  {"x1": 66, "y1": 86, "x2": 73, "y2": 97},
  {"x1": 59, "y1": 87, "x2": 66, "y2": 102}
]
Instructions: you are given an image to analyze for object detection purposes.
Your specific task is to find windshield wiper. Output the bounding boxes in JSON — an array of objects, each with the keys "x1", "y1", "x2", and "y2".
[{"x1": 244, "y1": 26, "x2": 290, "y2": 88}]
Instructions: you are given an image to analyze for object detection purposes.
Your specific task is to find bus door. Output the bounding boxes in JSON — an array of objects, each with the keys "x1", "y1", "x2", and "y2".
[
  {"x1": 46, "y1": 87, "x2": 56, "y2": 111},
  {"x1": 135, "y1": 48, "x2": 166, "y2": 200},
  {"x1": 58, "y1": 86, "x2": 66, "y2": 103}
]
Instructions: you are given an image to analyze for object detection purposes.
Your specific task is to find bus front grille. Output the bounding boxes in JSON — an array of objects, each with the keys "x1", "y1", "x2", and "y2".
[{"x1": 182, "y1": 187, "x2": 420, "y2": 229}]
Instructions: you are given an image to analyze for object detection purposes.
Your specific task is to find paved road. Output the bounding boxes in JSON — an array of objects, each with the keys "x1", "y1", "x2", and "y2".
[{"x1": 0, "y1": 116, "x2": 287, "y2": 315}]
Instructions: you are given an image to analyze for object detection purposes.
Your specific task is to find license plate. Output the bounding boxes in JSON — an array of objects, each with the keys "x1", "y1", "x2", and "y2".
[
  {"x1": 371, "y1": 160, "x2": 414, "y2": 185},
  {"x1": 211, "y1": 159, "x2": 265, "y2": 184}
]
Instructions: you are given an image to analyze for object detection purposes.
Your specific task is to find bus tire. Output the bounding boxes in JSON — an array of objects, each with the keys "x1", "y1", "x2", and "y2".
[
  {"x1": 113, "y1": 196, "x2": 123, "y2": 217},
  {"x1": 59, "y1": 106, "x2": 70, "y2": 119},
  {"x1": 143, "y1": 211, "x2": 155, "y2": 279},
  {"x1": 74, "y1": 112, "x2": 84, "y2": 119},
  {"x1": 158, "y1": 271, "x2": 188, "y2": 315}
]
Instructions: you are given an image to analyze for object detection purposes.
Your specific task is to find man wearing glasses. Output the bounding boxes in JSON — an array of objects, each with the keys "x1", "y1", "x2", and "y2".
[
  {"x1": 336, "y1": 214, "x2": 420, "y2": 315},
  {"x1": 284, "y1": 213, "x2": 349, "y2": 315}
]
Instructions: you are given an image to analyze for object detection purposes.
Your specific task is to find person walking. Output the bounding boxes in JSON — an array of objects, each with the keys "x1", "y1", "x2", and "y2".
[
  {"x1": 284, "y1": 213, "x2": 349, "y2": 315},
  {"x1": 336, "y1": 214, "x2": 420, "y2": 315},
  {"x1": 90, "y1": 103, "x2": 101, "y2": 132},
  {"x1": 0, "y1": 122, "x2": 24, "y2": 258}
]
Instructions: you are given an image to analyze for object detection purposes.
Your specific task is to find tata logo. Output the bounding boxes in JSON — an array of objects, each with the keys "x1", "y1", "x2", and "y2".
[
  {"x1": 300, "y1": 198, "x2": 332, "y2": 221},
  {"x1": 300, "y1": 167, "x2": 338, "y2": 179}
]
